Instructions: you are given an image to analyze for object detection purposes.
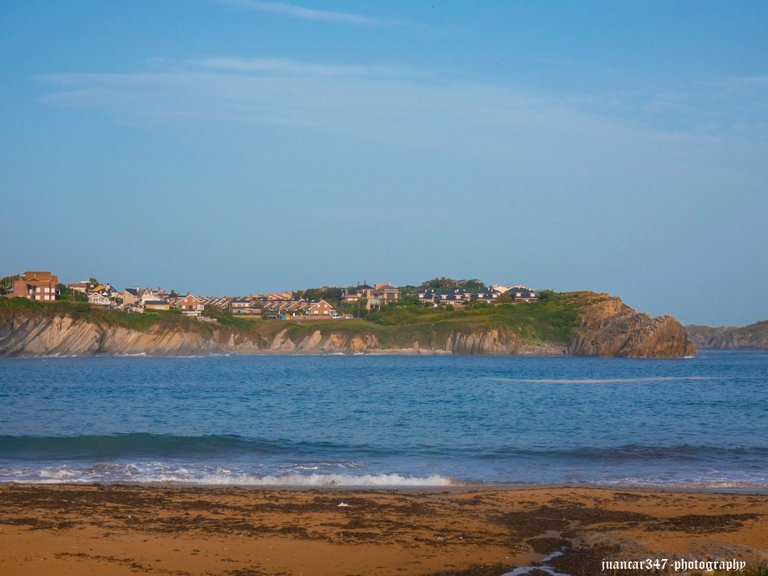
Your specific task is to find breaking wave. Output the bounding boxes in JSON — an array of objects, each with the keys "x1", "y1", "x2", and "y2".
[{"x1": 0, "y1": 462, "x2": 455, "y2": 487}]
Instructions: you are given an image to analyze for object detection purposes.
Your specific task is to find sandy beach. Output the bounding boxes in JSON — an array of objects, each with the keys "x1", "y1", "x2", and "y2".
[{"x1": 0, "y1": 484, "x2": 766, "y2": 576}]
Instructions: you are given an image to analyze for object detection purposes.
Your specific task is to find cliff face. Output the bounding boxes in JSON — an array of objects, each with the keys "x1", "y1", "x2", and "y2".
[
  {"x1": 0, "y1": 315, "x2": 380, "y2": 357},
  {"x1": 686, "y1": 321, "x2": 768, "y2": 350},
  {"x1": 0, "y1": 315, "x2": 562, "y2": 357},
  {"x1": 567, "y1": 294, "x2": 696, "y2": 358},
  {"x1": 0, "y1": 293, "x2": 695, "y2": 358}
]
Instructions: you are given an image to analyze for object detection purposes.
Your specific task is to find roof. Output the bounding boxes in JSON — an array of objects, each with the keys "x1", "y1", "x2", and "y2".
[
  {"x1": 23, "y1": 271, "x2": 55, "y2": 279},
  {"x1": 440, "y1": 293, "x2": 467, "y2": 301}
]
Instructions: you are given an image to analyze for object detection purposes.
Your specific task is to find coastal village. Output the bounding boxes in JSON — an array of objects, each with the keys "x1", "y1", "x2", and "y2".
[{"x1": 2, "y1": 270, "x2": 539, "y2": 321}]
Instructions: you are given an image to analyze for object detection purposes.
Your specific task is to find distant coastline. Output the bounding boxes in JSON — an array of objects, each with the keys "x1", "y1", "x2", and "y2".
[
  {"x1": 1, "y1": 291, "x2": 695, "y2": 358},
  {"x1": 686, "y1": 321, "x2": 768, "y2": 350}
]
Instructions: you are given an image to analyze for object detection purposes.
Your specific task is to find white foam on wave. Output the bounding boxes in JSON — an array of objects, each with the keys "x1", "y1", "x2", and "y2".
[
  {"x1": 39, "y1": 467, "x2": 77, "y2": 480},
  {"x1": 142, "y1": 472, "x2": 455, "y2": 487},
  {"x1": 0, "y1": 463, "x2": 455, "y2": 487}
]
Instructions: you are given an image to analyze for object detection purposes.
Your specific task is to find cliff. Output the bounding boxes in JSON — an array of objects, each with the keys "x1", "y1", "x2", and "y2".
[
  {"x1": 0, "y1": 293, "x2": 695, "y2": 358},
  {"x1": 686, "y1": 320, "x2": 768, "y2": 350},
  {"x1": 567, "y1": 293, "x2": 696, "y2": 358}
]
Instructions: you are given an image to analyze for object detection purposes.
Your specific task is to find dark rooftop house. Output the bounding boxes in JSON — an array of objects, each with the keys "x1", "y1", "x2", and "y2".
[{"x1": 439, "y1": 292, "x2": 470, "y2": 301}]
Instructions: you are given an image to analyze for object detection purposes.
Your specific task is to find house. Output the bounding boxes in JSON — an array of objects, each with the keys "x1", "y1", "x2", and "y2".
[
  {"x1": 491, "y1": 284, "x2": 538, "y2": 302},
  {"x1": 88, "y1": 289, "x2": 112, "y2": 307},
  {"x1": 200, "y1": 296, "x2": 231, "y2": 310},
  {"x1": 306, "y1": 299, "x2": 336, "y2": 317},
  {"x1": 140, "y1": 290, "x2": 170, "y2": 311},
  {"x1": 342, "y1": 282, "x2": 400, "y2": 310},
  {"x1": 173, "y1": 294, "x2": 205, "y2": 317},
  {"x1": 231, "y1": 299, "x2": 262, "y2": 316},
  {"x1": 87, "y1": 283, "x2": 117, "y2": 305},
  {"x1": 437, "y1": 289, "x2": 471, "y2": 307},
  {"x1": 257, "y1": 297, "x2": 337, "y2": 320},
  {"x1": 506, "y1": 286, "x2": 538, "y2": 302},
  {"x1": 341, "y1": 284, "x2": 374, "y2": 304},
  {"x1": 371, "y1": 283, "x2": 400, "y2": 308},
  {"x1": 472, "y1": 289, "x2": 499, "y2": 304},
  {"x1": 119, "y1": 288, "x2": 141, "y2": 308},
  {"x1": 415, "y1": 289, "x2": 437, "y2": 306},
  {"x1": 67, "y1": 281, "x2": 89, "y2": 294},
  {"x1": 12, "y1": 271, "x2": 59, "y2": 302},
  {"x1": 263, "y1": 292, "x2": 293, "y2": 302}
]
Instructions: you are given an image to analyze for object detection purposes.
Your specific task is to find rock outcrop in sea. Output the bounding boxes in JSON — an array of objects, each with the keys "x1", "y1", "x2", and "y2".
[
  {"x1": 567, "y1": 292, "x2": 696, "y2": 358},
  {"x1": 0, "y1": 292, "x2": 695, "y2": 358}
]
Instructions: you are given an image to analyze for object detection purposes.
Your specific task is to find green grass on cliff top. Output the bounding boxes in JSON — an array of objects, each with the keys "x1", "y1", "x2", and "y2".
[
  {"x1": 0, "y1": 292, "x2": 597, "y2": 345},
  {"x1": 0, "y1": 297, "x2": 207, "y2": 333}
]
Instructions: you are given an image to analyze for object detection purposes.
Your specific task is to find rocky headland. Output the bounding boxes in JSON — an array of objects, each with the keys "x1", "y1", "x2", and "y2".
[
  {"x1": 686, "y1": 320, "x2": 768, "y2": 350},
  {"x1": 0, "y1": 292, "x2": 695, "y2": 358}
]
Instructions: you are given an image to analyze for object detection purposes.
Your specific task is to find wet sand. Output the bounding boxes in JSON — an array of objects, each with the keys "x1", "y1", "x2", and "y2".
[{"x1": 1, "y1": 484, "x2": 766, "y2": 575}]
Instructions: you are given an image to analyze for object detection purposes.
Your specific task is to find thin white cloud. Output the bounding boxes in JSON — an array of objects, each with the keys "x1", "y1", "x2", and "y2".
[
  {"x1": 36, "y1": 56, "x2": 768, "y2": 155},
  {"x1": 35, "y1": 64, "x2": 566, "y2": 151},
  {"x1": 191, "y1": 57, "x2": 407, "y2": 77},
  {"x1": 217, "y1": 0, "x2": 379, "y2": 25}
]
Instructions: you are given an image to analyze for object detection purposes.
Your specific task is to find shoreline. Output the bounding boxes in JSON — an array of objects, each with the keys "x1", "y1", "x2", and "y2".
[
  {"x1": 2, "y1": 483, "x2": 766, "y2": 576},
  {"x1": 0, "y1": 347, "x2": 567, "y2": 358},
  {"x1": 3, "y1": 480, "x2": 768, "y2": 495}
]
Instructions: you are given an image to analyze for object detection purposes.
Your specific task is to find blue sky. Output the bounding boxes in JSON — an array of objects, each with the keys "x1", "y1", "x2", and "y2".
[{"x1": 2, "y1": 1, "x2": 766, "y2": 326}]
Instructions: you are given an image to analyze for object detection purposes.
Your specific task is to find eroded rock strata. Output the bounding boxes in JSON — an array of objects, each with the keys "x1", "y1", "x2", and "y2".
[{"x1": 568, "y1": 293, "x2": 696, "y2": 358}]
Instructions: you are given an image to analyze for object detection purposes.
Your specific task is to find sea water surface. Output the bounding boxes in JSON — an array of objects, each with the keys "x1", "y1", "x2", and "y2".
[{"x1": 0, "y1": 351, "x2": 766, "y2": 489}]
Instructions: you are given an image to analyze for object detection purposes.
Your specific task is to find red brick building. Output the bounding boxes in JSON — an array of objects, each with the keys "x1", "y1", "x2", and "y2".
[{"x1": 12, "y1": 271, "x2": 59, "y2": 302}]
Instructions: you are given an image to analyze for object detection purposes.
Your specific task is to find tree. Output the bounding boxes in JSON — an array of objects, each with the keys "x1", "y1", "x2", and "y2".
[
  {"x1": 0, "y1": 274, "x2": 20, "y2": 295},
  {"x1": 56, "y1": 283, "x2": 87, "y2": 302},
  {"x1": 418, "y1": 277, "x2": 486, "y2": 291},
  {"x1": 297, "y1": 286, "x2": 342, "y2": 303}
]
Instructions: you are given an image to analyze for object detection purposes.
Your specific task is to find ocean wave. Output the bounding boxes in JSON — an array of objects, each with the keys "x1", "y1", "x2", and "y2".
[
  {"x1": 0, "y1": 433, "x2": 288, "y2": 459},
  {"x1": 4, "y1": 460, "x2": 765, "y2": 489},
  {"x1": 179, "y1": 472, "x2": 454, "y2": 487},
  {"x1": 3, "y1": 435, "x2": 765, "y2": 463},
  {"x1": 0, "y1": 462, "x2": 455, "y2": 487}
]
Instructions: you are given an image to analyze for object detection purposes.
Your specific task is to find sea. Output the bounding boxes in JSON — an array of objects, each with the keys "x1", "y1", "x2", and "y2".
[{"x1": 0, "y1": 350, "x2": 766, "y2": 490}]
